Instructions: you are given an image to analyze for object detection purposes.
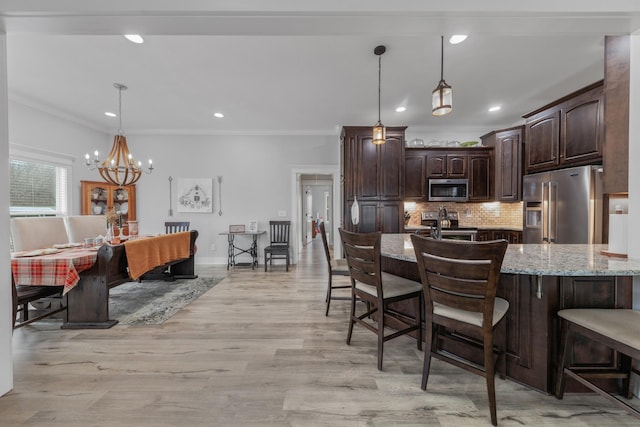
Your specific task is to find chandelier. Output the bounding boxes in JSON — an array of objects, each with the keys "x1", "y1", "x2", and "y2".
[
  {"x1": 85, "y1": 83, "x2": 153, "y2": 187},
  {"x1": 372, "y1": 45, "x2": 386, "y2": 145}
]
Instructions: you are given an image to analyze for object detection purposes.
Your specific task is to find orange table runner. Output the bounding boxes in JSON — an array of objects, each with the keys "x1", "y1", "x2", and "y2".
[{"x1": 123, "y1": 232, "x2": 191, "y2": 280}]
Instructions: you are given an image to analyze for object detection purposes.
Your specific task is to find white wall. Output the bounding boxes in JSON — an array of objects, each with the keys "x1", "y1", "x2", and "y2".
[
  {"x1": 0, "y1": 34, "x2": 13, "y2": 397},
  {"x1": 8, "y1": 104, "x2": 341, "y2": 265},
  {"x1": 93, "y1": 133, "x2": 339, "y2": 265},
  {"x1": 9, "y1": 100, "x2": 111, "y2": 214}
]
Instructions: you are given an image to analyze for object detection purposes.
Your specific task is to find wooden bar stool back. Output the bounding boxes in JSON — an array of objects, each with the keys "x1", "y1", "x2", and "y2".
[
  {"x1": 411, "y1": 235, "x2": 508, "y2": 426},
  {"x1": 319, "y1": 222, "x2": 350, "y2": 316},
  {"x1": 339, "y1": 228, "x2": 422, "y2": 371}
]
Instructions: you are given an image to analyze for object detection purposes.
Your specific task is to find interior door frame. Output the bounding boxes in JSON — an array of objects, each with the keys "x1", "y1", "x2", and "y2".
[{"x1": 290, "y1": 165, "x2": 341, "y2": 264}]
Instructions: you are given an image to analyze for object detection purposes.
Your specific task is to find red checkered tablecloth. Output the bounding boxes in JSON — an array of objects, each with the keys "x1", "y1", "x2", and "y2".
[{"x1": 11, "y1": 247, "x2": 98, "y2": 295}]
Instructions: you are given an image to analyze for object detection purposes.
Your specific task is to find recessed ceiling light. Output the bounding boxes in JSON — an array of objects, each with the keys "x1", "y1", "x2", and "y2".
[
  {"x1": 449, "y1": 35, "x2": 468, "y2": 45},
  {"x1": 213, "y1": 112, "x2": 224, "y2": 118},
  {"x1": 395, "y1": 106, "x2": 406, "y2": 113},
  {"x1": 124, "y1": 34, "x2": 144, "y2": 44},
  {"x1": 488, "y1": 105, "x2": 501, "y2": 112},
  {"x1": 105, "y1": 112, "x2": 116, "y2": 118}
]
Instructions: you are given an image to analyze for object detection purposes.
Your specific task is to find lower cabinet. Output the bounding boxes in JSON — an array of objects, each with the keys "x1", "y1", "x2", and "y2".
[
  {"x1": 476, "y1": 229, "x2": 522, "y2": 243},
  {"x1": 381, "y1": 255, "x2": 633, "y2": 394},
  {"x1": 355, "y1": 201, "x2": 403, "y2": 233},
  {"x1": 497, "y1": 274, "x2": 632, "y2": 393}
]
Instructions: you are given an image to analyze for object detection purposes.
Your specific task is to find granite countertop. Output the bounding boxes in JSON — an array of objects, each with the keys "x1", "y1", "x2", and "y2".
[
  {"x1": 404, "y1": 225, "x2": 523, "y2": 231},
  {"x1": 381, "y1": 233, "x2": 640, "y2": 276}
]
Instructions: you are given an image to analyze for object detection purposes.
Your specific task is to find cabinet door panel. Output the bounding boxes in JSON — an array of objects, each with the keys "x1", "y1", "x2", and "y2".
[
  {"x1": 379, "y1": 201, "x2": 402, "y2": 233},
  {"x1": 357, "y1": 134, "x2": 379, "y2": 199},
  {"x1": 426, "y1": 154, "x2": 447, "y2": 178},
  {"x1": 562, "y1": 94, "x2": 603, "y2": 164},
  {"x1": 496, "y1": 130, "x2": 522, "y2": 201},
  {"x1": 468, "y1": 153, "x2": 491, "y2": 201},
  {"x1": 447, "y1": 154, "x2": 467, "y2": 178},
  {"x1": 379, "y1": 135, "x2": 403, "y2": 199},
  {"x1": 525, "y1": 111, "x2": 560, "y2": 172},
  {"x1": 356, "y1": 202, "x2": 378, "y2": 233},
  {"x1": 404, "y1": 153, "x2": 426, "y2": 200}
]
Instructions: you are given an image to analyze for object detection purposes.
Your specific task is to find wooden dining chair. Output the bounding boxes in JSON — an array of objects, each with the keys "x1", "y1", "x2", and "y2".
[
  {"x1": 165, "y1": 221, "x2": 190, "y2": 234},
  {"x1": 12, "y1": 275, "x2": 66, "y2": 329},
  {"x1": 411, "y1": 235, "x2": 508, "y2": 426},
  {"x1": 339, "y1": 228, "x2": 422, "y2": 371},
  {"x1": 264, "y1": 221, "x2": 291, "y2": 271},
  {"x1": 319, "y1": 221, "x2": 350, "y2": 316}
]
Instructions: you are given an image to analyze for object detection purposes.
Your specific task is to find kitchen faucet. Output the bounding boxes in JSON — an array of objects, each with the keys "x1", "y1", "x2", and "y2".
[{"x1": 431, "y1": 206, "x2": 448, "y2": 240}]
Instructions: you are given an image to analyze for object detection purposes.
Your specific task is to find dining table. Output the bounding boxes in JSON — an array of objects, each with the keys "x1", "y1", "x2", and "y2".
[
  {"x1": 11, "y1": 245, "x2": 99, "y2": 295},
  {"x1": 10, "y1": 230, "x2": 199, "y2": 329}
]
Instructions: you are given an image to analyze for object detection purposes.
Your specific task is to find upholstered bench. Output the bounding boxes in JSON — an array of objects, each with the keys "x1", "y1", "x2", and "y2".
[{"x1": 555, "y1": 309, "x2": 640, "y2": 419}]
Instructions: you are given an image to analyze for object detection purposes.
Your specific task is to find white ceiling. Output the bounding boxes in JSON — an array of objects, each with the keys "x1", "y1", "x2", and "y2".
[{"x1": 3, "y1": 2, "x2": 640, "y2": 137}]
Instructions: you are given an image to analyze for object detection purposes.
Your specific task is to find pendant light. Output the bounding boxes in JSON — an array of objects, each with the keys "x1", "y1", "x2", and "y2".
[
  {"x1": 432, "y1": 36, "x2": 452, "y2": 116},
  {"x1": 86, "y1": 83, "x2": 153, "y2": 187},
  {"x1": 372, "y1": 45, "x2": 386, "y2": 145}
]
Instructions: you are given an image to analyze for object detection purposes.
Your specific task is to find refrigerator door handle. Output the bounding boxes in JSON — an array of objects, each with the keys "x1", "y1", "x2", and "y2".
[
  {"x1": 542, "y1": 182, "x2": 549, "y2": 243},
  {"x1": 548, "y1": 181, "x2": 558, "y2": 243}
]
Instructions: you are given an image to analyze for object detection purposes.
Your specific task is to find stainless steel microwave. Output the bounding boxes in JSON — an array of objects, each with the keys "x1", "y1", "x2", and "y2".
[{"x1": 428, "y1": 179, "x2": 469, "y2": 202}]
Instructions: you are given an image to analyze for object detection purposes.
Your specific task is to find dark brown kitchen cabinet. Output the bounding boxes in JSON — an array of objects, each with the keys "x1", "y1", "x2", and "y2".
[
  {"x1": 404, "y1": 150, "x2": 427, "y2": 200},
  {"x1": 426, "y1": 151, "x2": 467, "y2": 178},
  {"x1": 524, "y1": 81, "x2": 603, "y2": 174},
  {"x1": 341, "y1": 126, "x2": 406, "y2": 232},
  {"x1": 381, "y1": 255, "x2": 633, "y2": 394},
  {"x1": 467, "y1": 151, "x2": 492, "y2": 201},
  {"x1": 482, "y1": 126, "x2": 523, "y2": 202},
  {"x1": 357, "y1": 200, "x2": 404, "y2": 233},
  {"x1": 476, "y1": 229, "x2": 522, "y2": 243}
]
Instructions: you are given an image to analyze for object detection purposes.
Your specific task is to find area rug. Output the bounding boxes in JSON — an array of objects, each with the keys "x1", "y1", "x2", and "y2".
[{"x1": 109, "y1": 276, "x2": 222, "y2": 325}]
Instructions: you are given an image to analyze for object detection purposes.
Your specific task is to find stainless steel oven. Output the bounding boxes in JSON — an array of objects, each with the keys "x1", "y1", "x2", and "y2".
[{"x1": 428, "y1": 179, "x2": 469, "y2": 202}]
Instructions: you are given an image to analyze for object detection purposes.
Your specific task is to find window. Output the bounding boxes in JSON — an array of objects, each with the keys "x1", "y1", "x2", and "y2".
[{"x1": 9, "y1": 146, "x2": 71, "y2": 217}]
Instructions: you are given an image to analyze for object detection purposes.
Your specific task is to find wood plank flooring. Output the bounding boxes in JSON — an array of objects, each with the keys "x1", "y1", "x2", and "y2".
[{"x1": 2, "y1": 238, "x2": 639, "y2": 426}]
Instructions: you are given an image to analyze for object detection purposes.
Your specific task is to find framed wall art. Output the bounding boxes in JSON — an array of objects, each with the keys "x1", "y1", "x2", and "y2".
[{"x1": 177, "y1": 178, "x2": 213, "y2": 213}]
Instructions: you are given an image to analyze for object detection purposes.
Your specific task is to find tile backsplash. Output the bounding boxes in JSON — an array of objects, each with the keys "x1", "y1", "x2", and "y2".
[{"x1": 404, "y1": 201, "x2": 523, "y2": 229}]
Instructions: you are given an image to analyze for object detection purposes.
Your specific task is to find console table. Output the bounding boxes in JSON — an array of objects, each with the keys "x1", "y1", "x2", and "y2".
[{"x1": 219, "y1": 231, "x2": 266, "y2": 270}]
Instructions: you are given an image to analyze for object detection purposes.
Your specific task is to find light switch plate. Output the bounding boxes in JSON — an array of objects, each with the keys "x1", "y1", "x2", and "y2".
[{"x1": 278, "y1": 210, "x2": 287, "y2": 217}]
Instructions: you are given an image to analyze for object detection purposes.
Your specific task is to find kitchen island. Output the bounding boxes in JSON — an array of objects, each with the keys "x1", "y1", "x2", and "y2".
[{"x1": 381, "y1": 234, "x2": 640, "y2": 394}]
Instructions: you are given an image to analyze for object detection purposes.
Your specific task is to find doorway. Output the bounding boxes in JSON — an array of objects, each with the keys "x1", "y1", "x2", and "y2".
[
  {"x1": 290, "y1": 166, "x2": 341, "y2": 265},
  {"x1": 300, "y1": 174, "x2": 333, "y2": 246}
]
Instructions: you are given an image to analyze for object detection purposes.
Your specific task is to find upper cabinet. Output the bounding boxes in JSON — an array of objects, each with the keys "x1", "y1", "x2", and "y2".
[
  {"x1": 404, "y1": 147, "x2": 493, "y2": 202},
  {"x1": 481, "y1": 126, "x2": 523, "y2": 202},
  {"x1": 523, "y1": 81, "x2": 603, "y2": 174},
  {"x1": 425, "y1": 151, "x2": 467, "y2": 178},
  {"x1": 81, "y1": 180, "x2": 136, "y2": 224},
  {"x1": 341, "y1": 126, "x2": 406, "y2": 232},
  {"x1": 404, "y1": 149, "x2": 427, "y2": 200},
  {"x1": 467, "y1": 150, "x2": 492, "y2": 201}
]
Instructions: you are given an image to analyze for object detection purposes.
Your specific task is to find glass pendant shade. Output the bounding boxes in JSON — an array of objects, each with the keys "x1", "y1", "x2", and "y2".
[
  {"x1": 432, "y1": 80, "x2": 452, "y2": 116},
  {"x1": 372, "y1": 120, "x2": 386, "y2": 145}
]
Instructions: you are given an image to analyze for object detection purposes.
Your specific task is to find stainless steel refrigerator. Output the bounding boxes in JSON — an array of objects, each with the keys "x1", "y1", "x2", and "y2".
[{"x1": 523, "y1": 165, "x2": 603, "y2": 244}]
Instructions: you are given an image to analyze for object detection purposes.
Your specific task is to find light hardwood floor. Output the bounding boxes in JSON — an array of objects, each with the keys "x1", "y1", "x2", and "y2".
[{"x1": 2, "y1": 238, "x2": 639, "y2": 426}]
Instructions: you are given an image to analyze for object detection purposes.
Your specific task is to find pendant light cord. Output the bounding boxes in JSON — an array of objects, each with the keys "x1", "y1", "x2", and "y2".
[
  {"x1": 440, "y1": 35, "x2": 444, "y2": 81},
  {"x1": 378, "y1": 54, "x2": 382, "y2": 122},
  {"x1": 118, "y1": 86, "x2": 123, "y2": 135}
]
